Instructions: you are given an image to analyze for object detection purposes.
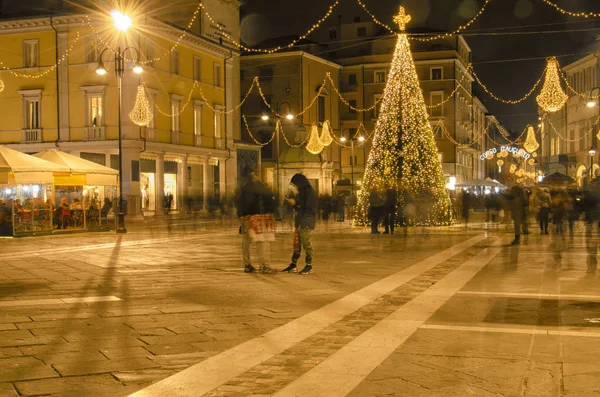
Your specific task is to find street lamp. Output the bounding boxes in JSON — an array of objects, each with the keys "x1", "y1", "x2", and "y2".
[
  {"x1": 95, "y1": 11, "x2": 142, "y2": 234},
  {"x1": 340, "y1": 135, "x2": 365, "y2": 200}
]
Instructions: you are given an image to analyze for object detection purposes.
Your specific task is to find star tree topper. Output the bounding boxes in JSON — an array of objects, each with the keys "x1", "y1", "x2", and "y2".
[{"x1": 393, "y1": 6, "x2": 411, "y2": 31}]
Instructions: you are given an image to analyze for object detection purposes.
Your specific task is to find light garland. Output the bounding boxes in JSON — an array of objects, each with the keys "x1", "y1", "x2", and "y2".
[
  {"x1": 257, "y1": 76, "x2": 328, "y2": 118},
  {"x1": 319, "y1": 120, "x2": 334, "y2": 146},
  {"x1": 0, "y1": 30, "x2": 80, "y2": 79},
  {"x1": 469, "y1": 63, "x2": 545, "y2": 104},
  {"x1": 129, "y1": 85, "x2": 153, "y2": 126},
  {"x1": 356, "y1": 7, "x2": 454, "y2": 227},
  {"x1": 497, "y1": 160, "x2": 504, "y2": 167},
  {"x1": 306, "y1": 123, "x2": 324, "y2": 154},
  {"x1": 0, "y1": 79, "x2": 4, "y2": 93},
  {"x1": 243, "y1": 115, "x2": 278, "y2": 146},
  {"x1": 537, "y1": 57, "x2": 568, "y2": 112},
  {"x1": 560, "y1": 72, "x2": 600, "y2": 99},
  {"x1": 541, "y1": 0, "x2": 600, "y2": 18},
  {"x1": 355, "y1": 0, "x2": 492, "y2": 42},
  {"x1": 202, "y1": 0, "x2": 339, "y2": 54},
  {"x1": 326, "y1": 73, "x2": 382, "y2": 112},
  {"x1": 523, "y1": 126, "x2": 540, "y2": 153}
]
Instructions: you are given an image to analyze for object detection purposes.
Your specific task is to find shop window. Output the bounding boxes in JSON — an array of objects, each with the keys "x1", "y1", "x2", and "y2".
[
  {"x1": 357, "y1": 27, "x2": 366, "y2": 37},
  {"x1": 80, "y1": 152, "x2": 105, "y2": 166},
  {"x1": 131, "y1": 160, "x2": 140, "y2": 182},
  {"x1": 110, "y1": 154, "x2": 119, "y2": 170},
  {"x1": 23, "y1": 39, "x2": 39, "y2": 68}
]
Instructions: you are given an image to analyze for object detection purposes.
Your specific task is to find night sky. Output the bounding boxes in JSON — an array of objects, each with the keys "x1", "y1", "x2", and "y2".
[{"x1": 240, "y1": 0, "x2": 600, "y2": 133}]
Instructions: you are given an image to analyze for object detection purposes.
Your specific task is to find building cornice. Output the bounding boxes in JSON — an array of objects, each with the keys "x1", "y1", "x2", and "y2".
[{"x1": 241, "y1": 51, "x2": 341, "y2": 70}]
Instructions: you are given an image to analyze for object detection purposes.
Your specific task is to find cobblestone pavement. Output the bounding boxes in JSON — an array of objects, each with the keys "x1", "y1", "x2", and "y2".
[{"x1": 2, "y1": 219, "x2": 600, "y2": 396}]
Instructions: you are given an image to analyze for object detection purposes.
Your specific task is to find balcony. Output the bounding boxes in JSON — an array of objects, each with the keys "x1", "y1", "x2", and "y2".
[
  {"x1": 21, "y1": 129, "x2": 41, "y2": 143},
  {"x1": 171, "y1": 131, "x2": 182, "y2": 145},
  {"x1": 146, "y1": 128, "x2": 157, "y2": 142},
  {"x1": 84, "y1": 126, "x2": 105, "y2": 141},
  {"x1": 194, "y1": 135, "x2": 203, "y2": 147}
]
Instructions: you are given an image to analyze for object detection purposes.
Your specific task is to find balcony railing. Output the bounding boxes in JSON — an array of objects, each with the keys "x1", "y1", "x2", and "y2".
[
  {"x1": 194, "y1": 135, "x2": 203, "y2": 147},
  {"x1": 171, "y1": 131, "x2": 182, "y2": 145},
  {"x1": 22, "y1": 129, "x2": 41, "y2": 143},
  {"x1": 84, "y1": 126, "x2": 105, "y2": 141},
  {"x1": 146, "y1": 128, "x2": 157, "y2": 142}
]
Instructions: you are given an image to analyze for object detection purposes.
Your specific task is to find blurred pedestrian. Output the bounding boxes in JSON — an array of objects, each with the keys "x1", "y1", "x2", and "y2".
[
  {"x1": 383, "y1": 188, "x2": 396, "y2": 234},
  {"x1": 238, "y1": 168, "x2": 275, "y2": 274},
  {"x1": 506, "y1": 185, "x2": 526, "y2": 245},
  {"x1": 462, "y1": 190, "x2": 472, "y2": 226},
  {"x1": 282, "y1": 174, "x2": 317, "y2": 275},
  {"x1": 369, "y1": 190, "x2": 385, "y2": 234},
  {"x1": 584, "y1": 190, "x2": 600, "y2": 273},
  {"x1": 537, "y1": 188, "x2": 551, "y2": 235}
]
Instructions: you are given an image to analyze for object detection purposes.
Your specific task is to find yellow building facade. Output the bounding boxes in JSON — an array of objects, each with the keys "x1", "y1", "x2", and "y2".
[{"x1": 0, "y1": 5, "x2": 240, "y2": 216}]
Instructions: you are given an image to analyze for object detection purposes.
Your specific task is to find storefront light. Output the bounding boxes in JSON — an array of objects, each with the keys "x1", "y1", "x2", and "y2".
[
  {"x1": 5, "y1": 188, "x2": 11, "y2": 195},
  {"x1": 23, "y1": 185, "x2": 29, "y2": 192}
]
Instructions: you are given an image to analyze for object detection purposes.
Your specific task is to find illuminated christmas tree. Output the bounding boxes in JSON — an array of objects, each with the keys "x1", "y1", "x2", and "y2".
[{"x1": 356, "y1": 6, "x2": 454, "y2": 226}]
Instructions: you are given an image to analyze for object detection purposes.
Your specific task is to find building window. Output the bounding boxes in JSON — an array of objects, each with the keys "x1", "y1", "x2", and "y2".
[
  {"x1": 353, "y1": 16, "x2": 361, "y2": 22},
  {"x1": 89, "y1": 97, "x2": 103, "y2": 127},
  {"x1": 260, "y1": 94, "x2": 272, "y2": 117},
  {"x1": 550, "y1": 137, "x2": 556, "y2": 156},
  {"x1": 348, "y1": 128, "x2": 357, "y2": 139},
  {"x1": 349, "y1": 100, "x2": 357, "y2": 114},
  {"x1": 556, "y1": 137, "x2": 560, "y2": 155},
  {"x1": 194, "y1": 104, "x2": 203, "y2": 136},
  {"x1": 193, "y1": 56, "x2": 201, "y2": 82},
  {"x1": 259, "y1": 66, "x2": 273, "y2": 81},
  {"x1": 430, "y1": 92, "x2": 444, "y2": 117},
  {"x1": 438, "y1": 153, "x2": 443, "y2": 164},
  {"x1": 23, "y1": 39, "x2": 39, "y2": 68},
  {"x1": 171, "y1": 99, "x2": 181, "y2": 132},
  {"x1": 373, "y1": 94, "x2": 382, "y2": 118},
  {"x1": 85, "y1": 36, "x2": 99, "y2": 63},
  {"x1": 357, "y1": 27, "x2": 366, "y2": 37},
  {"x1": 214, "y1": 112, "x2": 222, "y2": 140},
  {"x1": 170, "y1": 49, "x2": 180, "y2": 75},
  {"x1": 145, "y1": 40, "x2": 155, "y2": 67},
  {"x1": 19, "y1": 89, "x2": 42, "y2": 130},
  {"x1": 431, "y1": 67, "x2": 443, "y2": 80},
  {"x1": 375, "y1": 70, "x2": 386, "y2": 83},
  {"x1": 214, "y1": 63, "x2": 222, "y2": 87},
  {"x1": 318, "y1": 96, "x2": 326, "y2": 123},
  {"x1": 349, "y1": 155, "x2": 357, "y2": 165},
  {"x1": 329, "y1": 29, "x2": 337, "y2": 39},
  {"x1": 348, "y1": 74, "x2": 357, "y2": 85}
]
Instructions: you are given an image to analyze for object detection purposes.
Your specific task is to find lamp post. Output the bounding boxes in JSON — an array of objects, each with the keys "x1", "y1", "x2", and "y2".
[
  {"x1": 586, "y1": 87, "x2": 600, "y2": 183},
  {"x1": 261, "y1": 102, "x2": 293, "y2": 216},
  {"x1": 95, "y1": 10, "x2": 143, "y2": 234},
  {"x1": 340, "y1": 135, "x2": 365, "y2": 199}
]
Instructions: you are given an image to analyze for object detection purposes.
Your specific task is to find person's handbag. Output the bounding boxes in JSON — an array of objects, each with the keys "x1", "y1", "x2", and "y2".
[{"x1": 248, "y1": 213, "x2": 276, "y2": 242}]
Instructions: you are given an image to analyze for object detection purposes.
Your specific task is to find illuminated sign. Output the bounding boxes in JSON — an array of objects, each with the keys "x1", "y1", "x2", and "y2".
[{"x1": 479, "y1": 146, "x2": 530, "y2": 161}]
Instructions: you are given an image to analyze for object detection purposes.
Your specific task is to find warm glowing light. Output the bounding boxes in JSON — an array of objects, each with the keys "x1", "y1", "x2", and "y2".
[
  {"x1": 536, "y1": 57, "x2": 568, "y2": 112},
  {"x1": 319, "y1": 120, "x2": 334, "y2": 146},
  {"x1": 340, "y1": 136, "x2": 347, "y2": 142},
  {"x1": 129, "y1": 85, "x2": 153, "y2": 126},
  {"x1": 95, "y1": 63, "x2": 107, "y2": 75},
  {"x1": 306, "y1": 123, "x2": 324, "y2": 154},
  {"x1": 590, "y1": 149, "x2": 596, "y2": 156},
  {"x1": 111, "y1": 10, "x2": 132, "y2": 32},
  {"x1": 588, "y1": 101, "x2": 597, "y2": 108},
  {"x1": 132, "y1": 64, "x2": 143, "y2": 74},
  {"x1": 286, "y1": 113, "x2": 294, "y2": 120},
  {"x1": 523, "y1": 126, "x2": 540, "y2": 153},
  {"x1": 356, "y1": 18, "x2": 454, "y2": 226},
  {"x1": 261, "y1": 114, "x2": 269, "y2": 121},
  {"x1": 358, "y1": 136, "x2": 365, "y2": 142}
]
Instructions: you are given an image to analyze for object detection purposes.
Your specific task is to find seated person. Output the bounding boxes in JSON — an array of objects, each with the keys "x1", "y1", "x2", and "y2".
[
  {"x1": 57, "y1": 197, "x2": 71, "y2": 229},
  {"x1": 101, "y1": 198, "x2": 113, "y2": 218},
  {"x1": 70, "y1": 198, "x2": 83, "y2": 211}
]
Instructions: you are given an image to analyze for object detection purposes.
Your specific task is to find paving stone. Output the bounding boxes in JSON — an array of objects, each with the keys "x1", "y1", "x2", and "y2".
[
  {"x1": 0, "y1": 348, "x2": 22, "y2": 359},
  {"x1": 139, "y1": 331, "x2": 213, "y2": 346},
  {"x1": 99, "y1": 346, "x2": 151, "y2": 360},
  {"x1": 0, "y1": 356, "x2": 59, "y2": 382},
  {"x1": 33, "y1": 350, "x2": 108, "y2": 365},
  {"x1": 53, "y1": 357, "x2": 158, "y2": 376},
  {"x1": 0, "y1": 383, "x2": 19, "y2": 397},
  {"x1": 14, "y1": 374, "x2": 136, "y2": 397},
  {"x1": 112, "y1": 368, "x2": 179, "y2": 385}
]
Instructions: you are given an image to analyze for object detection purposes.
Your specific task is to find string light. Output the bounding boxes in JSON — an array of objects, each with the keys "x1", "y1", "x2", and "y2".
[
  {"x1": 497, "y1": 159, "x2": 504, "y2": 167},
  {"x1": 306, "y1": 123, "x2": 325, "y2": 154},
  {"x1": 0, "y1": 80, "x2": 4, "y2": 93},
  {"x1": 129, "y1": 85, "x2": 153, "y2": 126},
  {"x1": 0, "y1": 30, "x2": 80, "y2": 79},
  {"x1": 537, "y1": 57, "x2": 568, "y2": 112},
  {"x1": 243, "y1": 115, "x2": 277, "y2": 146},
  {"x1": 355, "y1": 0, "x2": 492, "y2": 41},
  {"x1": 319, "y1": 120, "x2": 334, "y2": 146},
  {"x1": 541, "y1": 0, "x2": 600, "y2": 18},
  {"x1": 469, "y1": 63, "x2": 545, "y2": 104},
  {"x1": 326, "y1": 73, "x2": 382, "y2": 112},
  {"x1": 560, "y1": 72, "x2": 600, "y2": 99},
  {"x1": 257, "y1": 76, "x2": 328, "y2": 118},
  {"x1": 356, "y1": 7, "x2": 454, "y2": 227},
  {"x1": 201, "y1": 0, "x2": 339, "y2": 54},
  {"x1": 523, "y1": 125, "x2": 540, "y2": 153}
]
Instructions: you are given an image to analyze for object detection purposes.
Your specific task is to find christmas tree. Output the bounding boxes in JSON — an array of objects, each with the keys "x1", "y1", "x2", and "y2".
[{"x1": 356, "y1": 6, "x2": 455, "y2": 226}]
